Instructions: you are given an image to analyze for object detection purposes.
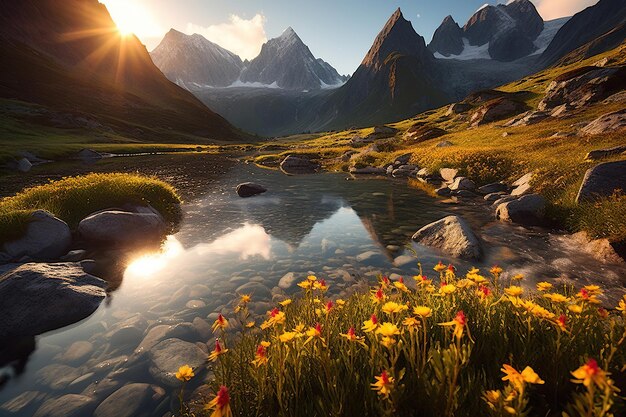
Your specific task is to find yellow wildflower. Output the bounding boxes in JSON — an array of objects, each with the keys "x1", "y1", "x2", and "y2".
[
  {"x1": 434, "y1": 261, "x2": 447, "y2": 272},
  {"x1": 208, "y1": 340, "x2": 228, "y2": 362},
  {"x1": 402, "y1": 316, "x2": 420, "y2": 331},
  {"x1": 212, "y1": 314, "x2": 229, "y2": 332},
  {"x1": 490, "y1": 265, "x2": 503, "y2": 275},
  {"x1": 571, "y1": 358, "x2": 609, "y2": 388},
  {"x1": 362, "y1": 314, "x2": 379, "y2": 333},
  {"x1": 393, "y1": 280, "x2": 409, "y2": 293},
  {"x1": 413, "y1": 306, "x2": 432, "y2": 318},
  {"x1": 297, "y1": 280, "x2": 312, "y2": 289},
  {"x1": 617, "y1": 296, "x2": 626, "y2": 314},
  {"x1": 504, "y1": 286, "x2": 523, "y2": 297},
  {"x1": 175, "y1": 365, "x2": 194, "y2": 382},
  {"x1": 439, "y1": 310, "x2": 467, "y2": 340},
  {"x1": 252, "y1": 343, "x2": 268, "y2": 367},
  {"x1": 303, "y1": 323, "x2": 325, "y2": 346},
  {"x1": 439, "y1": 283, "x2": 456, "y2": 295},
  {"x1": 239, "y1": 294, "x2": 251, "y2": 304},
  {"x1": 375, "y1": 322, "x2": 401, "y2": 337},
  {"x1": 307, "y1": 274, "x2": 317, "y2": 282},
  {"x1": 536, "y1": 282, "x2": 553, "y2": 292},
  {"x1": 501, "y1": 364, "x2": 544, "y2": 390},
  {"x1": 245, "y1": 321, "x2": 255, "y2": 328},
  {"x1": 204, "y1": 386, "x2": 232, "y2": 417},
  {"x1": 380, "y1": 336, "x2": 396, "y2": 348},
  {"x1": 279, "y1": 299, "x2": 292, "y2": 307},
  {"x1": 371, "y1": 370, "x2": 394, "y2": 399},
  {"x1": 568, "y1": 304, "x2": 583, "y2": 314},
  {"x1": 279, "y1": 331, "x2": 297, "y2": 343},
  {"x1": 511, "y1": 274, "x2": 524, "y2": 282},
  {"x1": 544, "y1": 293, "x2": 570, "y2": 303},
  {"x1": 381, "y1": 301, "x2": 408, "y2": 315}
]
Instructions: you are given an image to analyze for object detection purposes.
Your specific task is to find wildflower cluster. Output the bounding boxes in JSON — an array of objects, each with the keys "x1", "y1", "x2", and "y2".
[{"x1": 178, "y1": 264, "x2": 626, "y2": 417}]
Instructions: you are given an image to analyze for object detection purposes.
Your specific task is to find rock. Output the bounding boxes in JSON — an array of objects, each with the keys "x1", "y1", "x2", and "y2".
[
  {"x1": 349, "y1": 166, "x2": 386, "y2": 175},
  {"x1": 55, "y1": 341, "x2": 93, "y2": 364},
  {"x1": 148, "y1": 338, "x2": 207, "y2": 387},
  {"x1": 106, "y1": 314, "x2": 147, "y2": 346},
  {"x1": 449, "y1": 177, "x2": 475, "y2": 191},
  {"x1": 78, "y1": 210, "x2": 166, "y2": 244},
  {"x1": 496, "y1": 194, "x2": 547, "y2": 226},
  {"x1": 484, "y1": 192, "x2": 507, "y2": 202},
  {"x1": 393, "y1": 153, "x2": 412, "y2": 165},
  {"x1": 440, "y1": 168, "x2": 458, "y2": 183},
  {"x1": 412, "y1": 215, "x2": 482, "y2": 260},
  {"x1": 538, "y1": 66, "x2": 626, "y2": 111},
  {"x1": 278, "y1": 272, "x2": 296, "y2": 289},
  {"x1": 510, "y1": 172, "x2": 533, "y2": 196},
  {"x1": 478, "y1": 182, "x2": 509, "y2": 194},
  {"x1": 2, "y1": 210, "x2": 71, "y2": 261},
  {"x1": 436, "y1": 140, "x2": 453, "y2": 148},
  {"x1": 570, "y1": 232, "x2": 625, "y2": 264},
  {"x1": 394, "y1": 255, "x2": 414, "y2": 267},
  {"x1": 279, "y1": 155, "x2": 319, "y2": 174},
  {"x1": 454, "y1": 190, "x2": 478, "y2": 198},
  {"x1": 17, "y1": 157, "x2": 33, "y2": 172},
  {"x1": 584, "y1": 145, "x2": 626, "y2": 161},
  {"x1": 404, "y1": 125, "x2": 447, "y2": 142},
  {"x1": 445, "y1": 102, "x2": 472, "y2": 116},
  {"x1": 94, "y1": 383, "x2": 163, "y2": 417},
  {"x1": 373, "y1": 125, "x2": 397, "y2": 136},
  {"x1": 350, "y1": 136, "x2": 373, "y2": 146},
  {"x1": 36, "y1": 364, "x2": 81, "y2": 390},
  {"x1": 192, "y1": 317, "x2": 212, "y2": 340},
  {"x1": 576, "y1": 160, "x2": 626, "y2": 203},
  {"x1": 60, "y1": 249, "x2": 88, "y2": 262},
  {"x1": 581, "y1": 109, "x2": 626, "y2": 135},
  {"x1": 236, "y1": 183, "x2": 267, "y2": 198},
  {"x1": 435, "y1": 187, "x2": 451, "y2": 196},
  {"x1": 470, "y1": 98, "x2": 527, "y2": 127},
  {"x1": 33, "y1": 394, "x2": 95, "y2": 417},
  {"x1": 0, "y1": 263, "x2": 106, "y2": 338},
  {"x1": 492, "y1": 195, "x2": 518, "y2": 207},
  {"x1": 488, "y1": 26, "x2": 536, "y2": 61},
  {"x1": 508, "y1": 110, "x2": 550, "y2": 127},
  {"x1": 0, "y1": 391, "x2": 46, "y2": 415},
  {"x1": 416, "y1": 168, "x2": 431, "y2": 177},
  {"x1": 76, "y1": 149, "x2": 103, "y2": 160},
  {"x1": 356, "y1": 251, "x2": 382, "y2": 262},
  {"x1": 236, "y1": 281, "x2": 271, "y2": 298},
  {"x1": 185, "y1": 300, "x2": 206, "y2": 309}
]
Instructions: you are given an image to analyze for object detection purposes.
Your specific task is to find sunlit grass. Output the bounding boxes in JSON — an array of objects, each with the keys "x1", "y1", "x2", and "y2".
[
  {"x1": 179, "y1": 262, "x2": 626, "y2": 417},
  {"x1": 0, "y1": 173, "x2": 181, "y2": 244}
]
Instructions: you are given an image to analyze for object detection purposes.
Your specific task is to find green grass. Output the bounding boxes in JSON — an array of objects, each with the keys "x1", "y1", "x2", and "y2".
[
  {"x1": 0, "y1": 173, "x2": 182, "y2": 244},
  {"x1": 252, "y1": 43, "x2": 626, "y2": 242},
  {"x1": 186, "y1": 265, "x2": 626, "y2": 417}
]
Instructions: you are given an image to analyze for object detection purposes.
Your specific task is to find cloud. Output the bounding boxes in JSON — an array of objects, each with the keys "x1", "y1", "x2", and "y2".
[
  {"x1": 530, "y1": 0, "x2": 597, "y2": 20},
  {"x1": 186, "y1": 14, "x2": 267, "y2": 60}
]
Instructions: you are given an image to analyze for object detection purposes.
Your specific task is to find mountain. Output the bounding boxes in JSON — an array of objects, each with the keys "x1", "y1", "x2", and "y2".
[
  {"x1": 240, "y1": 27, "x2": 347, "y2": 90},
  {"x1": 320, "y1": 8, "x2": 449, "y2": 129},
  {"x1": 150, "y1": 29, "x2": 243, "y2": 88},
  {"x1": 0, "y1": 0, "x2": 240, "y2": 141},
  {"x1": 539, "y1": 0, "x2": 626, "y2": 67},
  {"x1": 428, "y1": 16, "x2": 464, "y2": 57},
  {"x1": 429, "y1": 0, "x2": 545, "y2": 62}
]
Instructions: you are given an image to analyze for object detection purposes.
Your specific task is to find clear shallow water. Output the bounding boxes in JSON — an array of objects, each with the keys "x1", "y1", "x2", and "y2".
[{"x1": 1, "y1": 162, "x2": 624, "y2": 416}]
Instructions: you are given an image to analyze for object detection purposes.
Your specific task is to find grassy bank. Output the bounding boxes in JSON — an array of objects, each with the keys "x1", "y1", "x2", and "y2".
[
  {"x1": 0, "y1": 173, "x2": 182, "y2": 244},
  {"x1": 181, "y1": 264, "x2": 625, "y2": 417},
  {"x1": 252, "y1": 44, "x2": 626, "y2": 242}
]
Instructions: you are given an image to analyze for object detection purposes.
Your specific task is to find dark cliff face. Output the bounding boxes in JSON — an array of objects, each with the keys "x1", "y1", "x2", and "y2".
[
  {"x1": 504, "y1": 0, "x2": 544, "y2": 40},
  {"x1": 239, "y1": 27, "x2": 346, "y2": 90},
  {"x1": 428, "y1": 15, "x2": 464, "y2": 57},
  {"x1": 0, "y1": 0, "x2": 240, "y2": 140},
  {"x1": 150, "y1": 29, "x2": 243, "y2": 88},
  {"x1": 539, "y1": 0, "x2": 626, "y2": 67}
]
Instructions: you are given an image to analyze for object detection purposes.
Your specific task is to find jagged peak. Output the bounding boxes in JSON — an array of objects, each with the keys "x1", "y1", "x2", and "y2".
[{"x1": 442, "y1": 15, "x2": 456, "y2": 24}]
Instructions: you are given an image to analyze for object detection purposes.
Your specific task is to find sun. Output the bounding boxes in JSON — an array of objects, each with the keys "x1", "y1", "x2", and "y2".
[{"x1": 102, "y1": 0, "x2": 162, "y2": 38}]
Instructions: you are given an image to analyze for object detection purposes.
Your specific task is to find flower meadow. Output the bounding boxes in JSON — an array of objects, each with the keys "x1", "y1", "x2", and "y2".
[{"x1": 178, "y1": 262, "x2": 626, "y2": 417}]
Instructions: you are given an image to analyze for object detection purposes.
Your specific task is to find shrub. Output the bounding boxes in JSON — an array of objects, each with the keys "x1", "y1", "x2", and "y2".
[
  {"x1": 0, "y1": 172, "x2": 182, "y2": 244},
  {"x1": 181, "y1": 262, "x2": 626, "y2": 417}
]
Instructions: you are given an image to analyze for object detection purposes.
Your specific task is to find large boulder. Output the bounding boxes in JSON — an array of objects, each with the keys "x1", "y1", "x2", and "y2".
[
  {"x1": 576, "y1": 160, "x2": 626, "y2": 203},
  {"x1": 279, "y1": 155, "x2": 319, "y2": 175},
  {"x1": 412, "y1": 215, "x2": 482, "y2": 260},
  {"x1": 17, "y1": 158, "x2": 33, "y2": 172},
  {"x1": 470, "y1": 98, "x2": 527, "y2": 127},
  {"x1": 449, "y1": 177, "x2": 476, "y2": 191},
  {"x1": 93, "y1": 383, "x2": 164, "y2": 417},
  {"x1": 404, "y1": 124, "x2": 447, "y2": 142},
  {"x1": 78, "y1": 210, "x2": 166, "y2": 244},
  {"x1": 0, "y1": 263, "x2": 107, "y2": 338},
  {"x1": 236, "y1": 183, "x2": 267, "y2": 198},
  {"x1": 538, "y1": 66, "x2": 626, "y2": 111},
  {"x1": 584, "y1": 145, "x2": 626, "y2": 161},
  {"x1": 445, "y1": 102, "x2": 472, "y2": 116},
  {"x1": 581, "y1": 109, "x2": 626, "y2": 135},
  {"x1": 496, "y1": 194, "x2": 547, "y2": 226},
  {"x1": 148, "y1": 338, "x2": 207, "y2": 387},
  {"x1": 2, "y1": 210, "x2": 71, "y2": 262}
]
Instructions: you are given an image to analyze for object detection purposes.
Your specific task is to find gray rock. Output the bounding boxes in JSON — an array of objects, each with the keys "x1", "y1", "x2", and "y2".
[
  {"x1": 446, "y1": 102, "x2": 472, "y2": 115},
  {"x1": 454, "y1": 190, "x2": 478, "y2": 198},
  {"x1": 470, "y1": 98, "x2": 526, "y2": 127},
  {"x1": 17, "y1": 158, "x2": 33, "y2": 172},
  {"x1": 416, "y1": 168, "x2": 431, "y2": 177},
  {"x1": 55, "y1": 341, "x2": 93, "y2": 364},
  {"x1": 581, "y1": 109, "x2": 626, "y2": 135},
  {"x1": 435, "y1": 187, "x2": 451, "y2": 196},
  {"x1": 78, "y1": 210, "x2": 166, "y2": 244},
  {"x1": 94, "y1": 383, "x2": 162, "y2": 417},
  {"x1": 449, "y1": 177, "x2": 476, "y2": 191},
  {"x1": 584, "y1": 145, "x2": 626, "y2": 161},
  {"x1": 60, "y1": 250, "x2": 88, "y2": 262},
  {"x1": 478, "y1": 182, "x2": 509, "y2": 194},
  {"x1": 106, "y1": 314, "x2": 148, "y2": 346},
  {"x1": 278, "y1": 272, "x2": 296, "y2": 289},
  {"x1": 510, "y1": 172, "x2": 533, "y2": 196},
  {"x1": 0, "y1": 391, "x2": 46, "y2": 415},
  {"x1": 394, "y1": 153, "x2": 412, "y2": 165},
  {"x1": 373, "y1": 125, "x2": 397, "y2": 136},
  {"x1": 185, "y1": 300, "x2": 206, "y2": 309},
  {"x1": 0, "y1": 263, "x2": 106, "y2": 338},
  {"x1": 356, "y1": 251, "x2": 382, "y2": 262},
  {"x1": 394, "y1": 255, "x2": 414, "y2": 267},
  {"x1": 236, "y1": 281, "x2": 271, "y2": 298},
  {"x1": 76, "y1": 149, "x2": 103, "y2": 160},
  {"x1": 436, "y1": 140, "x2": 453, "y2": 148},
  {"x1": 440, "y1": 168, "x2": 458, "y2": 183},
  {"x1": 36, "y1": 364, "x2": 81, "y2": 390},
  {"x1": 2, "y1": 210, "x2": 71, "y2": 261},
  {"x1": 412, "y1": 215, "x2": 482, "y2": 260},
  {"x1": 496, "y1": 194, "x2": 547, "y2": 226},
  {"x1": 236, "y1": 183, "x2": 267, "y2": 198},
  {"x1": 33, "y1": 394, "x2": 95, "y2": 417},
  {"x1": 484, "y1": 192, "x2": 507, "y2": 202},
  {"x1": 148, "y1": 338, "x2": 207, "y2": 387},
  {"x1": 280, "y1": 155, "x2": 319, "y2": 175},
  {"x1": 492, "y1": 195, "x2": 518, "y2": 207},
  {"x1": 576, "y1": 160, "x2": 626, "y2": 203}
]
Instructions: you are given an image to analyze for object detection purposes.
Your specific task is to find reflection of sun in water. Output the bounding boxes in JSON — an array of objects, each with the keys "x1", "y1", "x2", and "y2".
[
  {"x1": 102, "y1": 0, "x2": 162, "y2": 37},
  {"x1": 126, "y1": 236, "x2": 183, "y2": 278}
]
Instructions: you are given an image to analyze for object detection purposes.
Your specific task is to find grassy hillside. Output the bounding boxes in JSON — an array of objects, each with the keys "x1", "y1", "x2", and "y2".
[{"x1": 253, "y1": 43, "x2": 626, "y2": 242}]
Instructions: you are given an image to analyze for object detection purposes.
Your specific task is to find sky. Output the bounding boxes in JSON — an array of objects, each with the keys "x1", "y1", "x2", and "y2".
[{"x1": 101, "y1": 0, "x2": 598, "y2": 75}]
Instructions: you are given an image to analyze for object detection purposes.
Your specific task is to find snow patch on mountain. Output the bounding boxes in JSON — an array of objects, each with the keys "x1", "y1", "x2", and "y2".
[
  {"x1": 532, "y1": 16, "x2": 571, "y2": 55},
  {"x1": 434, "y1": 38, "x2": 491, "y2": 60}
]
